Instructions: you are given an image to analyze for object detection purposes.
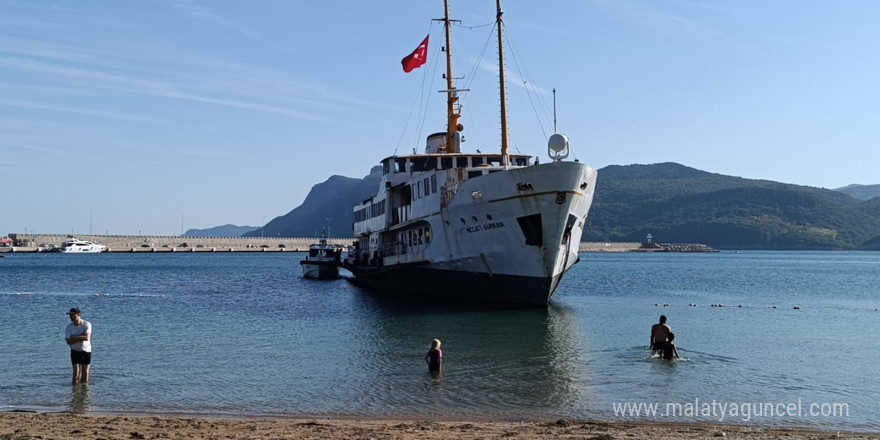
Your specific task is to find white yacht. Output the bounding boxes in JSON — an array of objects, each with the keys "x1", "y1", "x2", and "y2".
[
  {"x1": 342, "y1": 0, "x2": 597, "y2": 305},
  {"x1": 58, "y1": 238, "x2": 107, "y2": 253}
]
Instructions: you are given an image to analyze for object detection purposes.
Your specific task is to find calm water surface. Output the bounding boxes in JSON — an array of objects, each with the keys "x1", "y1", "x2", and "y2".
[{"x1": 1, "y1": 251, "x2": 878, "y2": 432}]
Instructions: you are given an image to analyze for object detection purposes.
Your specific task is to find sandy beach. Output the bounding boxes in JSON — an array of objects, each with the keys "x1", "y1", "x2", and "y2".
[{"x1": 1, "y1": 412, "x2": 875, "y2": 440}]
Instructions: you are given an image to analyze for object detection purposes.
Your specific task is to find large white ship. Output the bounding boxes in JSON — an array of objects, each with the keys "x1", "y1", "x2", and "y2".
[{"x1": 343, "y1": 0, "x2": 597, "y2": 305}]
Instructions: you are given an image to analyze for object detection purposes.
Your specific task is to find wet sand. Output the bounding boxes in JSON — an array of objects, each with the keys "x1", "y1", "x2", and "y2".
[{"x1": 1, "y1": 412, "x2": 875, "y2": 439}]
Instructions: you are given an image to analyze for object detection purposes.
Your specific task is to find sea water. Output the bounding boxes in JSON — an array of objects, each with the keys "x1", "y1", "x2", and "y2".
[{"x1": 0, "y1": 251, "x2": 878, "y2": 432}]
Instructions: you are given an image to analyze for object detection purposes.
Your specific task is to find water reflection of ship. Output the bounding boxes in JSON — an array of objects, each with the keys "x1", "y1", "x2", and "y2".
[{"x1": 350, "y1": 295, "x2": 590, "y2": 418}]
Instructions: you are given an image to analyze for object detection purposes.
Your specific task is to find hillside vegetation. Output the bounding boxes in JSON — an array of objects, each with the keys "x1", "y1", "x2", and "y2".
[
  {"x1": 585, "y1": 163, "x2": 880, "y2": 250},
  {"x1": 834, "y1": 183, "x2": 880, "y2": 201}
]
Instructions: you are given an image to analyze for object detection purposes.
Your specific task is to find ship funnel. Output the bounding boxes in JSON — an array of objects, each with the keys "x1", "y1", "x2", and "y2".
[{"x1": 426, "y1": 132, "x2": 447, "y2": 154}]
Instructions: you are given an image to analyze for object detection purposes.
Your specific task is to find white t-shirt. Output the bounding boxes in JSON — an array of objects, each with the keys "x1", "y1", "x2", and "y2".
[{"x1": 65, "y1": 320, "x2": 92, "y2": 352}]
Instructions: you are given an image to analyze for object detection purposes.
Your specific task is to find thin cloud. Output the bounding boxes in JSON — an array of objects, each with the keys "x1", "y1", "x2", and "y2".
[
  {"x1": 0, "y1": 55, "x2": 176, "y2": 94},
  {"x1": 164, "y1": 0, "x2": 261, "y2": 39},
  {"x1": 476, "y1": 59, "x2": 548, "y2": 95},
  {"x1": 1, "y1": 28, "x2": 388, "y2": 122},
  {"x1": 2, "y1": 133, "x2": 244, "y2": 163},
  {"x1": 0, "y1": 9, "x2": 64, "y2": 32},
  {"x1": 585, "y1": 0, "x2": 727, "y2": 40},
  {"x1": 761, "y1": 34, "x2": 836, "y2": 51},
  {"x1": 0, "y1": 98, "x2": 170, "y2": 124},
  {"x1": 0, "y1": 55, "x2": 331, "y2": 122},
  {"x1": 0, "y1": 36, "x2": 320, "y2": 104},
  {"x1": 0, "y1": 36, "x2": 99, "y2": 64},
  {"x1": 0, "y1": 26, "x2": 390, "y2": 131},
  {"x1": 0, "y1": 140, "x2": 124, "y2": 164},
  {"x1": 96, "y1": 138, "x2": 246, "y2": 160},
  {"x1": 159, "y1": 90, "x2": 330, "y2": 122},
  {"x1": 667, "y1": 0, "x2": 746, "y2": 19}
]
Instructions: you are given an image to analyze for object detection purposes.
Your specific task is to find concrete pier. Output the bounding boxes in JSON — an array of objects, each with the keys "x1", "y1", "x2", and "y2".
[{"x1": 2, "y1": 234, "x2": 351, "y2": 253}]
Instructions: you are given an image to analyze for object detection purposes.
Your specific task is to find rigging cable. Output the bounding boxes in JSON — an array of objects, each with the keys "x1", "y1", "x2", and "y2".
[
  {"x1": 456, "y1": 21, "x2": 496, "y2": 151},
  {"x1": 504, "y1": 28, "x2": 551, "y2": 141},
  {"x1": 457, "y1": 20, "x2": 495, "y2": 30},
  {"x1": 506, "y1": 28, "x2": 581, "y2": 162},
  {"x1": 459, "y1": 21, "x2": 494, "y2": 103}
]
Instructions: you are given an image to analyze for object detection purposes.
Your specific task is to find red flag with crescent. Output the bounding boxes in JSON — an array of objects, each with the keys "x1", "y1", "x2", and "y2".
[{"x1": 401, "y1": 35, "x2": 429, "y2": 73}]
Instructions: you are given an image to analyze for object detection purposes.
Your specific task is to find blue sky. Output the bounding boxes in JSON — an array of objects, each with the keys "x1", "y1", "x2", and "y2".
[{"x1": 2, "y1": 0, "x2": 878, "y2": 236}]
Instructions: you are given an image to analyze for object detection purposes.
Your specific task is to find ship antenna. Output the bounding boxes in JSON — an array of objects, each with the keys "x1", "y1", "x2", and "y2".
[
  {"x1": 496, "y1": 0, "x2": 510, "y2": 168},
  {"x1": 547, "y1": 86, "x2": 570, "y2": 161},
  {"x1": 435, "y1": 0, "x2": 464, "y2": 154}
]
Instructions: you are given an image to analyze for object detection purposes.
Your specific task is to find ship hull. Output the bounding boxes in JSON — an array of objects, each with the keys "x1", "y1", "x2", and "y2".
[
  {"x1": 300, "y1": 261, "x2": 340, "y2": 279},
  {"x1": 59, "y1": 247, "x2": 105, "y2": 254},
  {"x1": 345, "y1": 262, "x2": 568, "y2": 305},
  {"x1": 347, "y1": 161, "x2": 596, "y2": 306}
]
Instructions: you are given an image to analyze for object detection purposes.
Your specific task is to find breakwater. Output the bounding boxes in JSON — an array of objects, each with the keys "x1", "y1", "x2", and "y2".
[
  {"x1": 1, "y1": 234, "x2": 716, "y2": 253},
  {"x1": 2, "y1": 234, "x2": 351, "y2": 253}
]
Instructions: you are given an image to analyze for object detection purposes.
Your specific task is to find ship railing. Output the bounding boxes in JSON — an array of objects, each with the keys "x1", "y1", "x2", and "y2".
[
  {"x1": 351, "y1": 238, "x2": 431, "y2": 267},
  {"x1": 382, "y1": 238, "x2": 431, "y2": 257}
]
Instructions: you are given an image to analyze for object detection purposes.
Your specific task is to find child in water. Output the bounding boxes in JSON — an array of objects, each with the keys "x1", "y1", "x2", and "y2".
[
  {"x1": 425, "y1": 339, "x2": 442, "y2": 373},
  {"x1": 662, "y1": 332, "x2": 680, "y2": 361}
]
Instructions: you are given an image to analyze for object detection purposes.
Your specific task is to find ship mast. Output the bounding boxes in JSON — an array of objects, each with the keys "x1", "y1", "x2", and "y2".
[
  {"x1": 496, "y1": 0, "x2": 510, "y2": 167},
  {"x1": 441, "y1": 0, "x2": 462, "y2": 154},
  {"x1": 437, "y1": 0, "x2": 505, "y2": 159}
]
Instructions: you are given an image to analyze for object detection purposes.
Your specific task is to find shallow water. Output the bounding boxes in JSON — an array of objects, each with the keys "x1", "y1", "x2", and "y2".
[{"x1": 1, "y1": 251, "x2": 877, "y2": 431}]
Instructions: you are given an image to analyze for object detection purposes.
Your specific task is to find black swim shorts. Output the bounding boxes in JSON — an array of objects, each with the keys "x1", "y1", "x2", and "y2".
[
  {"x1": 652, "y1": 342, "x2": 668, "y2": 351},
  {"x1": 70, "y1": 350, "x2": 91, "y2": 365}
]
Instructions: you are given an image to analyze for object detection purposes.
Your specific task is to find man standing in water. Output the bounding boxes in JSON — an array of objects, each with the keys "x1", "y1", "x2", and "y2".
[
  {"x1": 650, "y1": 315, "x2": 671, "y2": 355},
  {"x1": 65, "y1": 308, "x2": 92, "y2": 384}
]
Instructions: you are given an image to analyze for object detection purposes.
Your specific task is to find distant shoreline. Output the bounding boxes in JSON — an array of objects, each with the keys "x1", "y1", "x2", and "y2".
[
  {"x1": 1, "y1": 233, "x2": 347, "y2": 253},
  {"x1": 2, "y1": 234, "x2": 716, "y2": 253},
  {"x1": 578, "y1": 242, "x2": 717, "y2": 253}
]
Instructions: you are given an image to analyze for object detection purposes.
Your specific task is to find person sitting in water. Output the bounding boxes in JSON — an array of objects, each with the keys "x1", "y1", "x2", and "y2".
[
  {"x1": 650, "y1": 315, "x2": 671, "y2": 355},
  {"x1": 662, "y1": 332, "x2": 680, "y2": 361}
]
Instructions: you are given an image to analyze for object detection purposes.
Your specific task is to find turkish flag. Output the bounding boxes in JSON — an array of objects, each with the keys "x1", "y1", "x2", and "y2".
[{"x1": 401, "y1": 35, "x2": 429, "y2": 73}]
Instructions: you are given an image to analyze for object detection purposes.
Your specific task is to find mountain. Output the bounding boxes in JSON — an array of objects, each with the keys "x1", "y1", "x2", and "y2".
[
  {"x1": 236, "y1": 162, "x2": 880, "y2": 250},
  {"x1": 242, "y1": 166, "x2": 382, "y2": 239},
  {"x1": 183, "y1": 224, "x2": 258, "y2": 237},
  {"x1": 584, "y1": 163, "x2": 880, "y2": 250},
  {"x1": 862, "y1": 196, "x2": 880, "y2": 217},
  {"x1": 834, "y1": 184, "x2": 880, "y2": 201}
]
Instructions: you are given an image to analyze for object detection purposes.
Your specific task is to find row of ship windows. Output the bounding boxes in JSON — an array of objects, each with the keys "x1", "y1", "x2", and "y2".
[
  {"x1": 414, "y1": 175, "x2": 438, "y2": 200},
  {"x1": 384, "y1": 155, "x2": 529, "y2": 174},
  {"x1": 355, "y1": 174, "x2": 440, "y2": 223},
  {"x1": 357, "y1": 160, "x2": 509, "y2": 224},
  {"x1": 354, "y1": 200, "x2": 386, "y2": 223},
  {"x1": 399, "y1": 227, "x2": 431, "y2": 246}
]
